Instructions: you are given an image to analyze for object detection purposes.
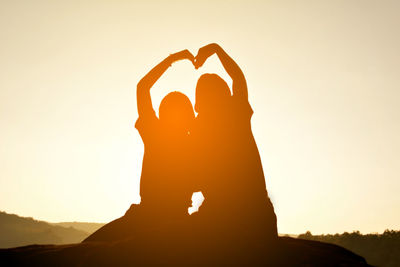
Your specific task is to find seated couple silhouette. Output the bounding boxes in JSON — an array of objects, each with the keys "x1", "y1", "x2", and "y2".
[{"x1": 84, "y1": 43, "x2": 277, "y2": 253}]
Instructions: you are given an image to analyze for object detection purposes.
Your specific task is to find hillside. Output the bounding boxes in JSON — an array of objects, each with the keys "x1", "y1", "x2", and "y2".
[
  {"x1": 0, "y1": 212, "x2": 92, "y2": 248},
  {"x1": 50, "y1": 222, "x2": 104, "y2": 234},
  {"x1": 299, "y1": 230, "x2": 400, "y2": 267}
]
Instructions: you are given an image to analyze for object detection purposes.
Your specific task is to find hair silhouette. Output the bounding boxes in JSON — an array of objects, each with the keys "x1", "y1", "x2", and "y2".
[
  {"x1": 194, "y1": 73, "x2": 231, "y2": 114},
  {"x1": 159, "y1": 91, "x2": 195, "y2": 132}
]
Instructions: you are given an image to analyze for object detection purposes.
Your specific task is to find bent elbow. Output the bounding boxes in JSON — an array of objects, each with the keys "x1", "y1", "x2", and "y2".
[{"x1": 136, "y1": 81, "x2": 148, "y2": 95}]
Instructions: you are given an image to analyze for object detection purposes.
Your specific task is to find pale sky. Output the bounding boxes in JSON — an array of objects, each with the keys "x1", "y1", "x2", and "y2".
[{"x1": 0, "y1": 0, "x2": 399, "y2": 235}]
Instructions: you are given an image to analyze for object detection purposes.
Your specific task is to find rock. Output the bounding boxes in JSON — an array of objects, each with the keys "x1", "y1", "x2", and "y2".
[{"x1": 0, "y1": 235, "x2": 370, "y2": 266}]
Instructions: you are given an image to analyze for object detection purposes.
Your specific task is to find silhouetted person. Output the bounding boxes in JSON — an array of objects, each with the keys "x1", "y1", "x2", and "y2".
[
  {"x1": 84, "y1": 50, "x2": 196, "y2": 242},
  {"x1": 191, "y1": 43, "x2": 278, "y2": 243},
  {"x1": 135, "y1": 49, "x2": 196, "y2": 219}
]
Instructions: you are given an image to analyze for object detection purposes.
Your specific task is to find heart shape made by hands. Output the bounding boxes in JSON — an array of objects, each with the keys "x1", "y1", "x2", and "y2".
[{"x1": 171, "y1": 44, "x2": 218, "y2": 70}]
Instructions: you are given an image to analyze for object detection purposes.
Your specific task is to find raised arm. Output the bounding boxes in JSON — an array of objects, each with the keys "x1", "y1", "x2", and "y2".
[
  {"x1": 137, "y1": 50, "x2": 195, "y2": 118},
  {"x1": 194, "y1": 43, "x2": 248, "y2": 100}
]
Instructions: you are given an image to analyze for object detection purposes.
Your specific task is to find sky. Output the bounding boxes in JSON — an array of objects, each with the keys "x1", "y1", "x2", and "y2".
[{"x1": 0, "y1": 0, "x2": 399, "y2": 235}]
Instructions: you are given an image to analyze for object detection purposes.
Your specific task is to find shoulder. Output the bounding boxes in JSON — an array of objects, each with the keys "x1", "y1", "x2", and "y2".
[
  {"x1": 135, "y1": 111, "x2": 161, "y2": 143},
  {"x1": 135, "y1": 110, "x2": 159, "y2": 131}
]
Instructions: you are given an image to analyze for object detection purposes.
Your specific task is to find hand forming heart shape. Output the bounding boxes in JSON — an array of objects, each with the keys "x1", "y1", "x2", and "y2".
[{"x1": 169, "y1": 43, "x2": 219, "y2": 70}]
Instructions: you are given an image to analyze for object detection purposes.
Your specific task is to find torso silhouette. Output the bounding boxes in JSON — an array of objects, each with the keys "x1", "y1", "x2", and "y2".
[
  {"x1": 193, "y1": 96, "x2": 269, "y2": 213},
  {"x1": 191, "y1": 95, "x2": 278, "y2": 242},
  {"x1": 136, "y1": 112, "x2": 193, "y2": 219}
]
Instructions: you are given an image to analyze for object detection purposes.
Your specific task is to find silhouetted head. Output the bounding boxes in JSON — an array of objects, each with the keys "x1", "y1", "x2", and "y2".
[
  {"x1": 159, "y1": 91, "x2": 195, "y2": 133},
  {"x1": 195, "y1": 74, "x2": 231, "y2": 115}
]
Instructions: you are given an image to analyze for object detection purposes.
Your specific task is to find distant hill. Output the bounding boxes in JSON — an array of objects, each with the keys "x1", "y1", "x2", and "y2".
[
  {"x1": 0, "y1": 211, "x2": 103, "y2": 248},
  {"x1": 298, "y1": 230, "x2": 400, "y2": 267},
  {"x1": 50, "y1": 222, "x2": 104, "y2": 234}
]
